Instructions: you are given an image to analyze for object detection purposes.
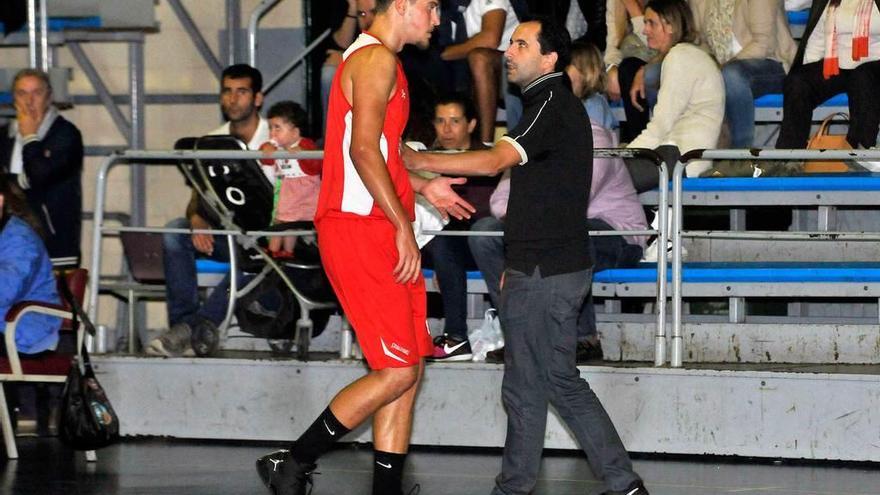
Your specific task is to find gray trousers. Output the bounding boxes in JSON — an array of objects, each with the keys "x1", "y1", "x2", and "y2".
[{"x1": 492, "y1": 267, "x2": 640, "y2": 495}]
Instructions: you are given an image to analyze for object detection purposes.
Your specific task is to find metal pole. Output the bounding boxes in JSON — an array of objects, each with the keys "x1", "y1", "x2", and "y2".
[
  {"x1": 263, "y1": 29, "x2": 331, "y2": 95},
  {"x1": 248, "y1": 0, "x2": 282, "y2": 67},
  {"x1": 226, "y1": 0, "x2": 241, "y2": 65},
  {"x1": 39, "y1": 0, "x2": 49, "y2": 71},
  {"x1": 129, "y1": 41, "x2": 146, "y2": 225},
  {"x1": 27, "y1": 0, "x2": 37, "y2": 68},
  {"x1": 219, "y1": 235, "x2": 239, "y2": 339},
  {"x1": 68, "y1": 42, "x2": 133, "y2": 140},
  {"x1": 88, "y1": 155, "x2": 119, "y2": 323},
  {"x1": 129, "y1": 41, "x2": 147, "y2": 346},
  {"x1": 167, "y1": 0, "x2": 224, "y2": 77},
  {"x1": 670, "y1": 160, "x2": 686, "y2": 368},
  {"x1": 654, "y1": 162, "x2": 668, "y2": 367}
]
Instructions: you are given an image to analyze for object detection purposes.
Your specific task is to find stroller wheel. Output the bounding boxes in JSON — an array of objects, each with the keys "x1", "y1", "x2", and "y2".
[
  {"x1": 191, "y1": 319, "x2": 219, "y2": 357},
  {"x1": 268, "y1": 339, "x2": 294, "y2": 355}
]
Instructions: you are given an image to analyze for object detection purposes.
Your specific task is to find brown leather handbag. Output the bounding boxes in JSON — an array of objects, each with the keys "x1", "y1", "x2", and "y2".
[{"x1": 805, "y1": 113, "x2": 852, "y2": 173}]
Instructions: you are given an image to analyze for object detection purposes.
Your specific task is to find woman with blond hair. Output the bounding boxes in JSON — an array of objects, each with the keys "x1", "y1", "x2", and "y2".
[
  {"x1": 567, "y1": 41, "x2": 619, "y2": 131},
  {"x1": 605, "y1": 0, "x2": 658, "y2": 141},
  {"x1": 626, "y1": 0, "x2": 724, "y2": 190}
]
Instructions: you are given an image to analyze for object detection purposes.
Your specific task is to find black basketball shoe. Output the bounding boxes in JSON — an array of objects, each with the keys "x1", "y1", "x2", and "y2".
[
  {"x1": 256, "y1": 449, "x2": 317, "y2": 495},
  {"x1": 601, "y1": 480, "x2": 650, "y2": 495}
]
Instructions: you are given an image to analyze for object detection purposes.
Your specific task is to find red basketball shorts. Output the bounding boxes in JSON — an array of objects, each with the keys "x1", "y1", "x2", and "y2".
[{"x1": 317, "y1": 215, "x2": 432, "y2": 369}]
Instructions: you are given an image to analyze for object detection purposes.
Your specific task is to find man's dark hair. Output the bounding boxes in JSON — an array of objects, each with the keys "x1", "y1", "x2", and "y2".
[
  {"x1": 267, "y1": 100, "x2": 308, "y2": 129},
  {"x1": 435, "y1": 93, "x2": 477, "y2": 123},
  {"x1": 374, "y1": 0, "x2": 394, "y2": 13},
  {"x1": 221, "y1": 64, "x2": 263, "y2": 93},
  {"x1": 524, "y1": 15, "x2": 571, "y2": 72}
]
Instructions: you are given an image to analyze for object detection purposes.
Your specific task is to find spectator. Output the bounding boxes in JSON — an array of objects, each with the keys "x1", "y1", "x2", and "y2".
[
  {"x1": 147, "y1": 64, "x2": 269, "y2": 358},
  {"x1": 567, "y1": 41, "x2": 619, "y2": 131},
  {"x1": 626, "y1": 0, "x2": 724, "y2": 190},
  {"x1": 0, "y1": 177, "x2": 62, "y2": 437},
  {"x1": 776, "y1": 0, "x2": 880, "y2": 150},
  {"x1": 321, "y1": 0, "x2": 377, "y2": 125},
  {"x1": 440, "y1": 0, "x2": 521, "y2": 143},
  {"x1": 0, "y1": 68, "x2": 83, "y2": 266},
  {"x1": 259, "y1": 101, "x2": 322, "y2": 258},
  {"x1": 605, "y1": 0, "x2": 659, "y2": 142},
  {"x1": 0, "y1": 177, "x2": 60, "y2": 356},
  {"x1": 690, "y1": 0, "x2": 797, "y2": 148},
  {"x1": 423, "y1": 94, "x2": 499, "y2": 362}
]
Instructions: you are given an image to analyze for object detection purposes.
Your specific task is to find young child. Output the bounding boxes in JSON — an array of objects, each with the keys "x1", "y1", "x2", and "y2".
[{"x1": 259, "y1": 101, "x2": 322, "y2": 258}]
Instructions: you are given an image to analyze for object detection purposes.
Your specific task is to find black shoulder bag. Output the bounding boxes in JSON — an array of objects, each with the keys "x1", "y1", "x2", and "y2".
[{"x1": 57, "y1": 274, "x2": 120, "y2": 450}]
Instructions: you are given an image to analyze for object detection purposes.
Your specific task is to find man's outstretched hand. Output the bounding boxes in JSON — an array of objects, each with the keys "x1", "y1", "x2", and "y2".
[{"x1": 421, "y1": 176, "x2": 476, "y2": 221}]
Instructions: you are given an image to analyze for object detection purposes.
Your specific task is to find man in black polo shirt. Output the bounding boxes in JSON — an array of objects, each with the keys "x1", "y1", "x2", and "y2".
[{"x1": 404, "y1": 15, "x2": 648, "y2": 495}]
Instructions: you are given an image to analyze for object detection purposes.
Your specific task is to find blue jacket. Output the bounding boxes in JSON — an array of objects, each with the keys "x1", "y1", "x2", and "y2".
[{"x1": 0, "y1": 215, "x2": 61, "y2": 354}]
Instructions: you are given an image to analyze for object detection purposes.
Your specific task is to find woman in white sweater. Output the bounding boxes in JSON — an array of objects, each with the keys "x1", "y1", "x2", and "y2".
[{"x1": 625, "y1": 0, "x2": 724, "y2": 190}]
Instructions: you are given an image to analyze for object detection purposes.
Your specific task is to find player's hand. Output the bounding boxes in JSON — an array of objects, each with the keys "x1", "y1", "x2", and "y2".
[
  {"x1": 606, "y1": 66, "x2": 621, "y2": 102},
  {"x1": 190, "y1": 214, "x2": 215, "y2": 255},
  {"x1": 421, "y1": 176, "x2": 476, "y2": 221},
  {"x1": 393, "y1": 226, "x2": 421, "y2": 284},
  {"x1": 630, "y1": 66, "x2": 646, "y2": 112}
]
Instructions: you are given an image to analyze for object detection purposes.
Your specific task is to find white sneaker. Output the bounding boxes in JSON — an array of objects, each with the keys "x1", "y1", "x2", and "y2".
[{"x1": 641, "y1": 238, "x2": 687, "y2": 262}]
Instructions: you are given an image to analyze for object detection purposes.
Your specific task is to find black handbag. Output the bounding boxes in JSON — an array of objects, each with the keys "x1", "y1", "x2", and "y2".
[{"x1": 57, "y1": 273, "x2": 120, "y2": 450}]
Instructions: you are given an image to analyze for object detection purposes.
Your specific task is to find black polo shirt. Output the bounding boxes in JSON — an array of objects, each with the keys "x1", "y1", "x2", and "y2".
[{"x1": 499, "y1": 71, "x2": 592, "y2": 276}]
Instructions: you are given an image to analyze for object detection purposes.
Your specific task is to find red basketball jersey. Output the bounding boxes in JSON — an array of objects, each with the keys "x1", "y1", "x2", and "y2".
[{"x1": 316, "y1": 33, "x2": 414, "y2": 223}]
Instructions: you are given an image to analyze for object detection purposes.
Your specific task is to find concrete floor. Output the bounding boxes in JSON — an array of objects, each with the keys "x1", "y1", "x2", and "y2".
[{"x1": 2, "y1": 438, "x2": 879, "y2": 495}]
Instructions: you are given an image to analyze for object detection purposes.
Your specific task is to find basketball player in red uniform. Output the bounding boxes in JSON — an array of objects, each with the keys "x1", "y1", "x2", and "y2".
[{"x1": 256, "y1": 1, "x2": 473, "y2": 494}]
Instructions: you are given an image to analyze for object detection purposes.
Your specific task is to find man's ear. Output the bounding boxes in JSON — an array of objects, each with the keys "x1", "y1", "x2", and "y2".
[
  {"x1": 467, "y1": 118, "x2": 477, "y2": 134},
  {"x1": 254, "y1": 91, "x2": 264, "y2": 109},
  {"x1": 543, "y1": 51, "x2": 559, "y2": 73},
  {"x1": 394, "y1": 0, "x2": 407, "y2": 14}
]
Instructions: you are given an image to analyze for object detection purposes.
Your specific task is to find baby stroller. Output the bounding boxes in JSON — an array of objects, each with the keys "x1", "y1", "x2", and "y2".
[{"x1": 173, "y1": 134, "x2": 337, "y2": 358}]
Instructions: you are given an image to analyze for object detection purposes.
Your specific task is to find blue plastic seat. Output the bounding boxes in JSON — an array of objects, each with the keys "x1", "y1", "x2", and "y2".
[
  {"x1": 754, "y1": 93, "x2": 849, "y2": 108},
  {"x1": 195, "y1": 259, "x2": 231, "y2": 274},
  {"x1": 593, "y1": 262, "x2": 880, "y2": 284},
  {"x1": 679, "y1": 174, "x2": 880, "y2": 192},
  {"x1": 422, "y1": 269, "x2": 484, "y2": 280},
  {"x1": 786, "y1": 10, "x2": 809, "y2": 26}
]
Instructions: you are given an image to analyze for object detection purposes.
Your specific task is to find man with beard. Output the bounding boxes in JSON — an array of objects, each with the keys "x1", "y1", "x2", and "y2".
[
  {"x1": 147, "y1": 64, "x2": 269, "y2": 358},
  {"x1": 405, "y1": 17, "x2": 648, "y2": 495}
]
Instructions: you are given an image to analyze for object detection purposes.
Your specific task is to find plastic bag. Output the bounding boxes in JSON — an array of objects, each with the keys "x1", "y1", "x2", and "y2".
[{"x1": 468, "y1": 308, "x2": 504, "y2": 362}]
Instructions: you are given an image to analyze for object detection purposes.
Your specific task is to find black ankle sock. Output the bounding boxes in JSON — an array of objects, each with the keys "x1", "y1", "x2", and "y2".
[
  {"x1": 290, "y1": 407, "x2": 351, "y2": 464},
  {"x1": 372, "y1": 450, "x2": 407, "y2": 495}
]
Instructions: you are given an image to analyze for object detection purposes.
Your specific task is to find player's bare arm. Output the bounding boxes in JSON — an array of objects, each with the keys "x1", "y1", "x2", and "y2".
[
  {"x1": 345, "y1": 45, "x2": 421, "y2": 284},
  {"x1": 402, "y1": 138, "x2": 522, "y2": 176}
]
